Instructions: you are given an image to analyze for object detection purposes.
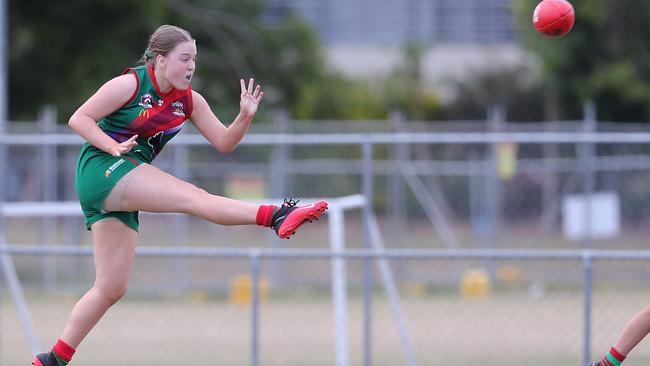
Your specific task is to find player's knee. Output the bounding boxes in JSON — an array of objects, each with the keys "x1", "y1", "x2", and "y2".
[
  {"x1": 184, "y1": 186, "x2": 211, "y2": 214},
  {"x1": 96, "y1": 281, "x2": 128, "y2": 304}
]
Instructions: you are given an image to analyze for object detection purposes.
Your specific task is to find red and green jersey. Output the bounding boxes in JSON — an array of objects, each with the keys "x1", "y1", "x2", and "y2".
[{"x1": 93, "y1": 63, "x2": 193, "y2": 163}]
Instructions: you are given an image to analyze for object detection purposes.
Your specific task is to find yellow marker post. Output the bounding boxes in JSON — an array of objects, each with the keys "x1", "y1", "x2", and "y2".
[
  {"x1": 460, "y1": 269, "x2": 490, "y2": 300},
  {"x1": 229, "y1": 274, "x2": 269, "y2": 305}
]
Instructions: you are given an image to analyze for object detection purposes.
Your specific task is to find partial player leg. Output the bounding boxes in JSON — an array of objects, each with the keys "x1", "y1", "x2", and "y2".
[
  {"x1": 589, "y1": 304, "x2": 650, "y2": 366},
  {"x1": 613, "y1": 304, "x2": 650, "y2": 356},
  {"x1": 34, "y1": 218, "x2": 137, "y2": 366},
  {"x1": 119, "y1": 163, "x2": 258, "y2": 224},
  {"x1": 115, "y1": 163, "x2": 327, "y2": 237}
]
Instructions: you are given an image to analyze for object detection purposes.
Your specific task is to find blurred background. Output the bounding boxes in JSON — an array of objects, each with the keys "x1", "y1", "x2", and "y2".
[{"x1": 4, "y1": 0, "x2": 650, "y2": 365}]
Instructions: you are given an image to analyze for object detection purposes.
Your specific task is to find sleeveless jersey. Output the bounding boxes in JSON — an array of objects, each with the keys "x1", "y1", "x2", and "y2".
[{"x1": 91, "y1": 63, "x2": 193, "y2": 163}]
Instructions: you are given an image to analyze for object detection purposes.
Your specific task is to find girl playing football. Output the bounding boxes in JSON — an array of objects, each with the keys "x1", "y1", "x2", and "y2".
[{"x1": 32, "y1": 25, "x2": 327, "y2": 366}]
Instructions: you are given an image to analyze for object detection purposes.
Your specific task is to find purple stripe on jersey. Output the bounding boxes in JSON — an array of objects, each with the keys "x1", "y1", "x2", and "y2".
[
  {"x1": 163, "y1": 123, "x2": 185, "y2": 135},
  {"x1": 106, "y1": 131, "x2": 134, "y2": 143}
]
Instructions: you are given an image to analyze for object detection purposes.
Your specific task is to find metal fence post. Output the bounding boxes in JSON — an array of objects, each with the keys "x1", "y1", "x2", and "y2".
[
  {"x1": 484, "y1": 105, "x2": 505, "y2": 274},
  {"x1": 583, "y1": 251, "x2": 593, "y2": 366},
  {"x1": 389, "y1": 111, "x2": 407, "y2": 248},
  {"x1": 486, "y1": 105, "x2": 505, "y2": 252},
  {"x1": 362, "y1": 142, "x2": 374, "y2": 366},
  {"x1": 268, "y1": 110, "x2": 291, "y2": 285},
  {"x1": 39, "y1": 105, "x2": 57, "y2": 292},
  {"x1": 0, "y1": 256, "x2": 2, "y2": 366},
  {"x1": 173, "y1": 143, "x2": 189, "y2": 293},
  {"x1": 581, "y1": 102, "x2": 597, "y2": 250},
  {"x1": 329, "y1": 205, "x2": 349, "y2": 366},
  {"x1": 1, "y1": 2, "x2": 8, "y2": 362},
  {"x1": 269, "y1": 110, "x2": 290, "y2": 198},
  {"x1": 250, "y1": 250, "x2": 261, "y2": 366}
]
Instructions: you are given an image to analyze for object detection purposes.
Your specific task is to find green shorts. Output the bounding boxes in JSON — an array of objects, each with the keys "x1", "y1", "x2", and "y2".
[{"x1": 75, "y1": 144, "x2": 144, "y2": 231}]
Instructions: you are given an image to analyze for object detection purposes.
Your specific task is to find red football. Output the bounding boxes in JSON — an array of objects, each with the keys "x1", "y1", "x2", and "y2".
[{"x1": 532, "y1": 0, "x2": 575, "y2": 37}]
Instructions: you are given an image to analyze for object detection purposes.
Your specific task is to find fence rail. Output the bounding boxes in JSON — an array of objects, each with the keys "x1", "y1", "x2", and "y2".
[
  {"x1": 4, "y1": 245, "x2": 650, "y2": 365},
  {"x1": 3, "y1": 113, "x2": 650, "y2": 365},
  {"x1": 3, "y1": 131, "x2": 650, "y2": 145}
]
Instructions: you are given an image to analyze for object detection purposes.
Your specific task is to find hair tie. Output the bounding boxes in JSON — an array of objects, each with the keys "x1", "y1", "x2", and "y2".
[{"x1": 144, "y1": 48, "x2": 155, "y2": 59}]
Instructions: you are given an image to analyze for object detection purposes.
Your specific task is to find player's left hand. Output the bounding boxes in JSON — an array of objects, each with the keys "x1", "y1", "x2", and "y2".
[{"x1": 239, "y1": 78, "x2": 264, "y2": 117}]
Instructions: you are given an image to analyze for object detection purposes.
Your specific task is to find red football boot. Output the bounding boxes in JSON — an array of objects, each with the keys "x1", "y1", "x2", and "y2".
[{"x1": 271, "y1": 199, "x2": 328, "y2": 239}]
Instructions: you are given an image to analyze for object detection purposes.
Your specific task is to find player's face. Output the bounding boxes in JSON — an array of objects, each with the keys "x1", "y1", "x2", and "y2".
[{"x1": 163, "y1": 41, "x2": 197, "y2": 90}]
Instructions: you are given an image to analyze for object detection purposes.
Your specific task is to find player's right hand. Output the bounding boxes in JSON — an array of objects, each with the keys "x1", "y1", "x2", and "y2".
[{"x1": 110, "y1": 135, "x2": 138, "y2": 157}]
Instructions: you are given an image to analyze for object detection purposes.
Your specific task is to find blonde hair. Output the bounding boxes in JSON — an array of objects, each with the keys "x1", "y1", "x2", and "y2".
[{"x1": 140, "y1": 25, "x2": 193, "y2": 65}]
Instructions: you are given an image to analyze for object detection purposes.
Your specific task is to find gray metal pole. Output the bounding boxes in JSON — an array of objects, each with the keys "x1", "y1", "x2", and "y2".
[
  {"x1": 389, "y1": 111, "x2": 407, "y2": 248},
  {"x1": 362, "y1": 142, "x2": 373, "y2": 366},
  {"x1": 400, "y1": 164, "x2": 460, "y2": 248},
  {"x1": 0, "y1": 249, "x2": 2, "y2": 366},
  {"x1": 487, "y1": 105, "x2": 505, "y2": 251},
  {"x1": 329, "y1": 206, "x2": 349, "y2": 366},
  {"x1": 469, "y1": 150, "x2": 481, "y2": 247},
  {"x1": 0, "y1": 0, "x2": 5, "y2": 164},
  {"x1": 367, "y1": 212, "x2": 418, "y2": 366},
  {"x1": 1, "y1": 236, "x2": 41, "y2": 355},
  {"x1": 0, "y1": 0, "x2": 7, "y2": 362},
  {"x1": 250, "y1": 251, "x2": 261, "y2": 366},
  {"x1": 583, "y1": 252, "x2": 593, "y2": 365},
  {"x1": 173, "y1": 143, "x2": 189, "y2": 293},
  {"x1": 581, "y1": 102, "x2": 597, "y2": 250},
  {"x1": 484, "y1": 106, "x2": 505, "y2": 274},
  {"x1": 582, "y1": 101, "x2": 597, "y2": 366},
  {"x1": 40, "y1": 105, "x2": 57, "y2": 292},
  {"x1": 268, "y1": 110, "x2": 291, "y2": 285},
  {"x1": 270, "y1": 110, "x2": 290, "y2": 198}
]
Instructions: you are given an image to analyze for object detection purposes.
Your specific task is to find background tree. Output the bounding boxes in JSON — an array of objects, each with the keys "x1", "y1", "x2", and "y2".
[
  {"x1": 9, "y1": 0, "x2": 325, "y2": 121},
  {"x1": 9, "y1": 0, "x2": 165, "y2": 120},
  {"x1": 441, "y1": 64, "x2": 545, "y2": 122},
  {"x1": 513, "y1": 0, "x2": 650, "y2": 122}
]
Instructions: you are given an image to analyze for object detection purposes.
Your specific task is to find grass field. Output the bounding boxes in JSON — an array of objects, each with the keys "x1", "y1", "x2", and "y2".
[
  {"x1": 4, "y1": 216, "x2": 650, "y2": 365},
  {"x1": 4, "y1": 287, "x2": 650, "y2": 366}
]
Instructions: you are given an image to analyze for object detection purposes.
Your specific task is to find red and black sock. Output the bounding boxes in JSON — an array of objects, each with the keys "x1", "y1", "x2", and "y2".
[
  {"x1": 256, "y1": 205, "x2": 278, "y2": 227},
  {"x1": 600, "y1": 346, "x2": 626, "y2": 366}
]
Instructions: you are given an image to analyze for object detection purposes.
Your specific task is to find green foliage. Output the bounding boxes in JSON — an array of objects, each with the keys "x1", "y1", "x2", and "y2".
[
  {"x1": 293, "y1": 73, "x2": 388, "y2": 120},
  {"x1": 9, "y1": 0, "x2": 324, "y2": 121},
  {"x1": 293, "y1": 42, "x2": 442, "y2": 121},
  {"x1": 441, "y1": 65, "x2": 545, "y2": 121},
  {"x1": 9, "y1": 0, "x2": 164, "y2": 120},
  {"x1": 513, "y1": 0, "x2": 650, "y2": 121},
  {"x1": 10, "y1": 0, "x2": 442, "y2": 122},
  {"x1": 383, "y1": 43, "x2": 441, "y2": 121},
  {"x1": 164, "y1": 0, "x2": 324, "y2": 120}
]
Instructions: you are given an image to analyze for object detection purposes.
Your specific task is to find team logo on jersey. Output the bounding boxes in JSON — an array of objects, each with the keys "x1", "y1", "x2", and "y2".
[
  {"x1": 105, "y1": 158, "x2": 125, "y2": 178},
  {"x1": 139, "y1": 94, "x2": 154, "y2": 109},
  {"x1": 171, "y1": 101, "x2": 185, "y2": 117}
]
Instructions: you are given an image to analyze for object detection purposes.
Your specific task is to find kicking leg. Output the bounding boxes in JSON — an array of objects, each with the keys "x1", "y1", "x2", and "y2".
[
  {"x1": 119, "y1": 163, "x2": 258, "y2": 225},
  {"x1": 113, "y1": 163, "x2": 328, "y2": 237}
]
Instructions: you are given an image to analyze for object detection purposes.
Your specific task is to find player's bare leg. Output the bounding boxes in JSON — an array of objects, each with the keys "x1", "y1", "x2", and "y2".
[
  {"x1": 589, "y1": 305, "x2": 650, "y2": 366},
  {"x1": 33, "y1": 218, "x2": 137, "y2": 366},
  {"x1": 117, "y1": 163, "x2": 327, "y2": 238}
]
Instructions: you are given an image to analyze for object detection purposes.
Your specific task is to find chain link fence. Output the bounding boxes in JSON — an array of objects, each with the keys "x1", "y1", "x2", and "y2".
[
  {"x1": 3, "y1": 111, "x2": 650, "y2": 365},
  {"x1": 4, "y1": 249, "x2": 650, "y2": 365}
]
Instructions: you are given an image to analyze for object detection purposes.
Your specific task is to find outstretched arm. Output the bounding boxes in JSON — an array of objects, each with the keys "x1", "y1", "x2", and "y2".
[
  {"x1": 68, "y1": 74, "x2": 139, "y2": 157},
  {"x1": 190, "y1": 78, "x2": 264, "y2": 153}
]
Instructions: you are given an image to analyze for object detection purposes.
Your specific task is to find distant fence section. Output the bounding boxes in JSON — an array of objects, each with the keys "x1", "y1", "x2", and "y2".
[{"x1": 3, "y1": 108, "x2": 650, "y2": 365}]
